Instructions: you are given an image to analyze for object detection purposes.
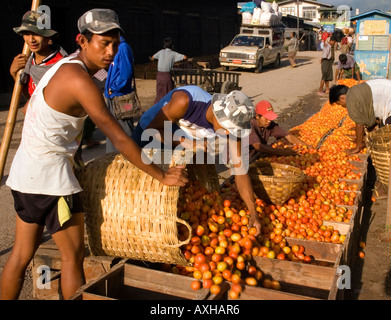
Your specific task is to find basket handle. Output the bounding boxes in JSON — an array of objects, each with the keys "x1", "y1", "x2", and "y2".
[{"x1": 163, "y1": 216, "x2": 192, "y2": 248}]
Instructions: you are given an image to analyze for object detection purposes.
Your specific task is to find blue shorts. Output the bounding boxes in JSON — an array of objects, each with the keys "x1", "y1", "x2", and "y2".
[{"x1": 11, "y1": 190, "x2": 83, "y2": 235}]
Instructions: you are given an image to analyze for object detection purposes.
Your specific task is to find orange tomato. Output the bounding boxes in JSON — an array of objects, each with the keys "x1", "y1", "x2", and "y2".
[
  {"x1": 191, "y1": 280, "x2": 201, "y2": 290},
  {"x1": 210, "y1": 284, "x2": 221, "y2": 295},
  {"x1": 203, "y1": 279, "x2": 213, "y2": 289},
  {"x1": 245, "y1": 277, "x2": 258, "y2": 286},
  {"x1": 223, "y1": 200, "x2": 232, "y2": 207},
  {"x1": 228, "y1": 289, "x2": 239, "y2": 300}
]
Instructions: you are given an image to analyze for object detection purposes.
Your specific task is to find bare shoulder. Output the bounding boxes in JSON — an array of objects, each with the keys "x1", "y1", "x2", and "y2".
[
  {"x1": 52, "y1": 62, "x2": 95, "y2": 88},
  {"x1": 44, "y1": 61, "x2": 101, "y2": 116},
  {"x1": 164, "y1": 90, "x2": 190, "y2": 119}
]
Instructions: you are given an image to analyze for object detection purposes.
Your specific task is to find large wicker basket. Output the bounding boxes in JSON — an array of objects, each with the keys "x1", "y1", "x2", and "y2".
[
  {"x1": 79, "y1": 150, "x2": 219, "y2": 266},
  {"x1": 249, "y1": 161, "x2": 305, "y2": 206},
  {"x1": 366, "y1": 125, "x2": 391, "y2": 186}
]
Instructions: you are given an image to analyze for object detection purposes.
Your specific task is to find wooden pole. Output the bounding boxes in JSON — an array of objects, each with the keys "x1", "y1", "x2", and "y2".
[
  {"x1": 385, "y1": 145, "x2": 391, "y2": 241},
  {"x1": 0, "y1": 0, "x2": 42, "y2": 182}
]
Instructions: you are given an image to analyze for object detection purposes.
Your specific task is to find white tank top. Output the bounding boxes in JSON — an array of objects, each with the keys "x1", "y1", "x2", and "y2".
[
  {"x1": 367, "y1": 79, "x2": 391, "y2": 124},
  {"x1": 6, "y1": 56, "x2": 88, "y2": 195}
]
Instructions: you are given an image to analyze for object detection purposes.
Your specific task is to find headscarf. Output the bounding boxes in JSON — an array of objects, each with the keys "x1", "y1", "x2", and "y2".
[
  {"x1": 346, "y1": 82, "x2": 375, "y2": 127},
  {"x1": 19, "y1": 45, "x2": 68, "y2": 87}
]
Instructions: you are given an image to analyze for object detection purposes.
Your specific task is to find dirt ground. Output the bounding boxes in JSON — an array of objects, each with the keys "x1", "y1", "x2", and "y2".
[{"x1": 0, "y1": 51, "x2": 390, "y2": 300}]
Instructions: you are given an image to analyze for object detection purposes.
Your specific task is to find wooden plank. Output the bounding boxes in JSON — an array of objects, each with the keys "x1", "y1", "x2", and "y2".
[
  {"x1": 228, "y1": 284, "x2": 319, "y2": 300},
  {"x1": 254, "y1": 256, "x2": 337, "y2": 291},
  {"x1": 72, "y1": 292, "x2": 117, "y2": 300},
  {"x1": 123, "y1": 263, "x2": 209, "y2": 300},
  {"x1": 124, "y1": 277, "x2": 203, "y2": 300},
  {"x1": 284, "y1": 238, "x2": 343, "y2": 263},
  {"x1": 72, "y1": 261, "x2": 227, "y2": 300}
]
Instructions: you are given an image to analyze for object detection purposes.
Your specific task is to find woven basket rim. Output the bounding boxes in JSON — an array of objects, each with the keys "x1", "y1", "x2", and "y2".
[{"x1": 249, "y1": 161, "x2": 305, "y2": 180}]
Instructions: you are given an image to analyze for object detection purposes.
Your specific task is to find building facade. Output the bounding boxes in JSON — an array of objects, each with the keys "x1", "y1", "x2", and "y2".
[{"x1": 278, "y1": 0, "x2": 352, "y2": 28}]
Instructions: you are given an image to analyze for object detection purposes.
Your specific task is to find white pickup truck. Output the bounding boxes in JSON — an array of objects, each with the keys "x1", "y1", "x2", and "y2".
[{"x1": 219, "y1": 25, "x2": 285, "y2": 73}]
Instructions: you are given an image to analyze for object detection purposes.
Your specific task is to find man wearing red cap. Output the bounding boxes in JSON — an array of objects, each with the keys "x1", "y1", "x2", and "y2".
[{"x1": 249, "y1": 100, "x2": 308, "y2": 159}]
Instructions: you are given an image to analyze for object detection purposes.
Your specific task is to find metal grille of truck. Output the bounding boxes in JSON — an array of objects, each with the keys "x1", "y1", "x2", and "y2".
[{"x1": 226, "y1": 53, "x2": 249, "y2": 59}]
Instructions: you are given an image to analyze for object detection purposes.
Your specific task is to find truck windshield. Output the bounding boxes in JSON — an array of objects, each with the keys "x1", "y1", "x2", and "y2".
[{"x1": 231, "y1": 36, "x2": 265, "y2": 47}]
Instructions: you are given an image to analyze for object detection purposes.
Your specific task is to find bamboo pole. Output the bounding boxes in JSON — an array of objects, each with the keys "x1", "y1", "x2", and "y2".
[{"x1": 0, "y1": 0, "x2": 42, "y2": 182}]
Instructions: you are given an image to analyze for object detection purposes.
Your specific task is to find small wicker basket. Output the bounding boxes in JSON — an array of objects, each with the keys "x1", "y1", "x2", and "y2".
[
  {"x1": 249, "y1": 161, "x2": 305, "y2": 206},
  {"x1": 366, "y1": 126, "x2": 391, "y2": 186},
  {"x1": 79, "y1": 150, "x2": 219, "y2": 266}
]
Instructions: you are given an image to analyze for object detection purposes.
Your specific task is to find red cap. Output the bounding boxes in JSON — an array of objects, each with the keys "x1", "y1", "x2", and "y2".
[{"x1": 255, "y1": 100, "x2": 278, "y2": 121}]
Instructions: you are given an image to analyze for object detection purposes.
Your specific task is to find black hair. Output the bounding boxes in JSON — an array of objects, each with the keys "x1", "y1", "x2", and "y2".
[
  {"x1": 339, "y1": 54, "x2": 347, "y2": 63},
  {"x1": 81, "y1": 30, "x2": 95, "y2": 42},
  {"x1": 330, "y1": 34, "x2": 338, "y2": 42},
  {"x1": 329, "y1": 85, "x2": 349, "y2": 104},
  {"x1": 291, "y1": 31, "x2": 296, "y2": 37},
  {"x1": 163, "y1": 37, "x2": 173, "y2": 49}
]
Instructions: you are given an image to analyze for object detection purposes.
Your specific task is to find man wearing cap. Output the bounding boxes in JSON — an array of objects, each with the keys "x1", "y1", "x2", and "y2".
[
  {"x1": 132, "y1": 85, "x2": 262, "y2": 237},
  {"x1": 1, "y1": 9, "x2": 188, "y2": 300},
  {"x1": 10, "y1": 10, "x2": 68, "y2": 102},
  {"x1": 249, "y1": 100, "x2": 308, "y2": 159}
]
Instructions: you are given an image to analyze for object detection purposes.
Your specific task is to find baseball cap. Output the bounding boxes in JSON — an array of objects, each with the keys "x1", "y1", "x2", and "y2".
[
  {"x1": 77, "y1": 9, "x2": 124, "y2": 35},
  {"x1": 13, "y1": 10, "x2": 58, "y2": 37},
  {"x1": 255, "y1": 100, "x2": 278, "y2": 121},
  {"x1": 211, "y1": 91, "x2": 255, "y2": 138}
]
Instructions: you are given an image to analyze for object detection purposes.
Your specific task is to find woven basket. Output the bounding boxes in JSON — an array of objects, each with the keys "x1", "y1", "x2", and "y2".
[
  {"x1": 249, "y1": 162, "x2": 305, "y2": 206},
  {"x1": 79, "y1": 150, "x2": 219, "y2": 266},
  {"x1": 366, "y1": 126, "x2": 391, "y2": 186}
]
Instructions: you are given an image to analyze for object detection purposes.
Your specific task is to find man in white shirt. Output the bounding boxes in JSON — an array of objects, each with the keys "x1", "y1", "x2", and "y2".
[
  {"x1": 151, "y1": 37, "x2": 187, "y2": 103},
  {"x1": 318, "y1": 36, "x2": 337, "y2": 95}
]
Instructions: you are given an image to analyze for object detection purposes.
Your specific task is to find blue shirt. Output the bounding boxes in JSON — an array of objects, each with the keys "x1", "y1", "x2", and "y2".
[{"x1": 104, "y1": 37, "x2": 134, "y2": 98}]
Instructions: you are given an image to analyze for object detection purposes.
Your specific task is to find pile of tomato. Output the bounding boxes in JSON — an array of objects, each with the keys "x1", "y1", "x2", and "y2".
[{"x1": 169, "y1": 79, "x2": 366, "y2": 299}]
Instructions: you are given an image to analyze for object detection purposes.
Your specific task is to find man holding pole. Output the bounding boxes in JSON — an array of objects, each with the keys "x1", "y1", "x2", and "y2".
[
  {"x1": 0, "y1": 8, "x2": 188, "y2": 300},
  {"x1": 10, "y1": 10, "x2": 68, "y2": 103}
]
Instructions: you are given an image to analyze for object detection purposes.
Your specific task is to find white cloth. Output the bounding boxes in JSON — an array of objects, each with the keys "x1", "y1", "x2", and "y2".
[
  {"x1": 367, "y1": 79, "x2": 391, "y2": 124},
  {"x1": 6, "y1": 57, "x2": 88, "y2": 195}
]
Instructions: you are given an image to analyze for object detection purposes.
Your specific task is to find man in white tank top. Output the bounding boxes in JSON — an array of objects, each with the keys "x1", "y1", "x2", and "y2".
[{"x1": 1, "y1": 8, "x2": 188, "y2": 300}]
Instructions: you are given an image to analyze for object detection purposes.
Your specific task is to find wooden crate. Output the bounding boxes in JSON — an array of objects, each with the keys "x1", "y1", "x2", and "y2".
[
  {"x1": 227, "y1": 282, "x2": 319, "y2": 300},
  {"x1": 339, "y1": 169, "x2": 366, "y2": 190},
  {"x1": 253, "y1": 237, "x2": 344, "y2": 300},
  {"x1": 335, "y1": 204, "x2": 358, "y2": 225},
  {"x1": 348, "y1": 160, "x2": 368, "y2": 173},
  {"x1": 70, "y1": 261, "x2": 228, "y2": 300},
  {"x1": 32, "y1": 238, "x2": 119, "y2": 300},
  {"x1": 322, "y1": 220, "x2": 353, "y2": 267}
]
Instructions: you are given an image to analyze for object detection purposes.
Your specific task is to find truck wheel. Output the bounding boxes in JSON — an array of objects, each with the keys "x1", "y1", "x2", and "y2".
[
  {"x1": 254, "y1": 58, "x2": 263, "y2": 73},
  {"x1": 273, "y1": 54, "x2": 281, "y2": 68},
  {"x1": 220, "y1": 80, "x2": 236, "y2": 94},
  {"x1": 222, "y1": 66, "x2": 229, "y2": 71}
]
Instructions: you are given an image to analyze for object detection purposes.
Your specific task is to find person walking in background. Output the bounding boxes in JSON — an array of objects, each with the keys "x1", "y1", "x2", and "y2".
[
  {"x1": 340, "y1": 35, "x2": 350, "y2": 54},
  {"x1": 318, "y1": 36, "x2": 337, "y2": 96},
  {"x1": 10, "y1": 10, "x2": 68, "y2": 112},
  {"x1": 286, "y1": 32, "x2": 299, "y2": 68},
  {"x1": 104, "y1": 36, "x2": 137, "y2": 153},
  {"x1": 151, "y1": 37, "x2": 187, "y2": 103}
]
